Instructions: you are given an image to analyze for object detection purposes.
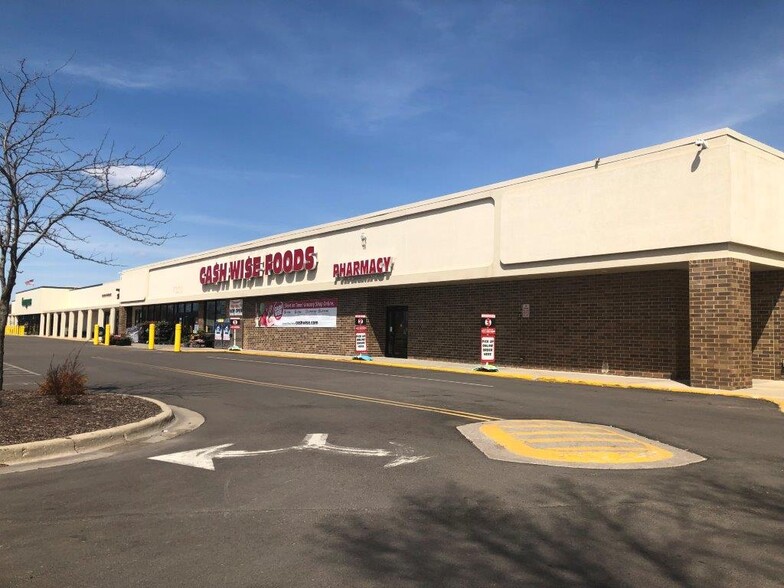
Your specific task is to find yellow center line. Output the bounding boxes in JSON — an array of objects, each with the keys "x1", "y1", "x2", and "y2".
[{"x1": 94, "y1": 356, "x2": 501, "y2": 422}]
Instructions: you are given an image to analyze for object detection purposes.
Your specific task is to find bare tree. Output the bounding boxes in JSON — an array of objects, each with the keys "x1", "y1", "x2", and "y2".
[{"x1": 0, "y1": 60, "x2": 174, "y2": 390}]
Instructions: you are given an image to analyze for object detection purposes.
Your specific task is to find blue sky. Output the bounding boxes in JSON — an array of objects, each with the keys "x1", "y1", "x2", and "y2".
[{"x1": 3, "y1": 0, "x2": 784, "y2": 290}]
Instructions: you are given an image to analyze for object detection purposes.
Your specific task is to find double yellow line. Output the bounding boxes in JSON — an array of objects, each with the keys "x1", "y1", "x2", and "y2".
[{"x1": 95, "y1": 357, "x2": 500, "y2": 422}]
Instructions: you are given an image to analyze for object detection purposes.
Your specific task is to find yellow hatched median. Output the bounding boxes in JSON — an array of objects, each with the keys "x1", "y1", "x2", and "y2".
[{"x1": 479, "y1": 420, "x2": 673, "y2": 465}]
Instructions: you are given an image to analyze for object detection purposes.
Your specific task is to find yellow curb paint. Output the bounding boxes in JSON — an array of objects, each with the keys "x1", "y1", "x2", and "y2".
[
  {"x1": 479, "y1": 420, "x2": 674, "y2": 465},
  {"x1": 94, "y1": 357, "x2": 500, "y2": 422}
]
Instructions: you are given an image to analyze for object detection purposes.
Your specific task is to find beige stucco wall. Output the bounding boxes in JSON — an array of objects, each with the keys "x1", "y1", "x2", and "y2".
[
  {"x1": 497, "y1": 136, "x2": 733, "y2": 265},
  {"x1": 11, "y1": 281, "x2": 120, "y2": 316},
  {"x1": 729, "y1": 136, "x2": 784, "y2": 257},
  {"x1": 137, "y1": 199, "x2": 496, "y2": 304}
]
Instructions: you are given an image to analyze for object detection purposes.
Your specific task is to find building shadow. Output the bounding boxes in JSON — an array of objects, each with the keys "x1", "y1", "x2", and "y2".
[{"x1": 316, "y1": 477, "x2": 783, "y2": 587}]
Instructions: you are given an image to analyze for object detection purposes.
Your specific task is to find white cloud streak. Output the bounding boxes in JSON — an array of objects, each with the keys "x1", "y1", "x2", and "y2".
[{"x1": 85, "y1": 165, "x2": 165, "y2": 190}]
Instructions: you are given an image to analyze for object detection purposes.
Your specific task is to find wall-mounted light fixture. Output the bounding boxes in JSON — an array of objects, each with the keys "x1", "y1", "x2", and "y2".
[{"x1": 361, "y1": 232, "x2": 367, "y2": 248}]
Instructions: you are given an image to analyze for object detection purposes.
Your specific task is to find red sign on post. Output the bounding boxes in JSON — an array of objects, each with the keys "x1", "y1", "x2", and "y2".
[
  {"x1": 480, "y1": 314, "x2": 496, "y2": 365},
  {"x1": 355, "y1": 314, "x2": 368, "y2": 353}
]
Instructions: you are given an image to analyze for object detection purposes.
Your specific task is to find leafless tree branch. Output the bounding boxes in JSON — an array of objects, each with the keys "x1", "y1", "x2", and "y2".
[{"x1": 0, "y1": 59, "x2": 177, "y2": 390}]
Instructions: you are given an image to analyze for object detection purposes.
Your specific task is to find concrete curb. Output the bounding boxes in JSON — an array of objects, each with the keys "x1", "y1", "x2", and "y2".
[{"x1": 0, "y1": 396, "x2": 174, "y2": 466}]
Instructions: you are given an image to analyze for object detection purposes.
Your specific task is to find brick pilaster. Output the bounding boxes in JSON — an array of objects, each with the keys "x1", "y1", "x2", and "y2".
[
  {"x1": 118, "y1": 306, "x2": 128, "y2": 336},
  {"x1": 689, "y1": 258, "x2": 751, "y2": 389}
]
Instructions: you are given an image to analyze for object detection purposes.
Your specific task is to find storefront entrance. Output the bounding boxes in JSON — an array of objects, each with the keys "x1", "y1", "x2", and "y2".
[{"x1": 385, "y1": 306, "x2": 408, "y2": 358}]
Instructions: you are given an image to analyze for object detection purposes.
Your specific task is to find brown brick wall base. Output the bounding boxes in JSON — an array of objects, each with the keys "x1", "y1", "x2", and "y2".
[
  {"x1": 369, "y1": 271, "x2": 689, "y2": 379},
  {"x1": 242, "y1": 269, "x2": 690, "y2": 380},
  {"x1": 689, "y1": 258, "x2": 752, "y2": 390}
]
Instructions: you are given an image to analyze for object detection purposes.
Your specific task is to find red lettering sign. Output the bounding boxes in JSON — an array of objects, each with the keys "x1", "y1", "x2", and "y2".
[
  {"x1": 199, "y1": 255, "x2": 263, "y2": 285},
  {"x1": 264, "y1": 246, "x2": 317, "y2": 276},
  {"x1": 333, "y1": 257, "x2": 392, "y2": 279},
  {"x1": 200, "y1": 247, "x2": 317, "y2": 284}
]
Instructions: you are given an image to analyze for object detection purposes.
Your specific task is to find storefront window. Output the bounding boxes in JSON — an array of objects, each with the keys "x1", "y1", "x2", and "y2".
[{"x1": 205, "y1": 300, "x2": 217, "y2": 332}]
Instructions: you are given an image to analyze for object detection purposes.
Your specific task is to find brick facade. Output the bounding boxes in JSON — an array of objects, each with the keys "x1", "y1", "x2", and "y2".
[
  {"x1": 243, "y1": 269, "x2": 690, "y2": 380},
  {"x1": 242, "y1": 290, "x2": 378, "y2": 356},
  {"x1": 751, "y1": 271, "x2": 784, "y2": 380},
  {"x1": 689, "y1": 258, "x2": 752, "y2": 390}
]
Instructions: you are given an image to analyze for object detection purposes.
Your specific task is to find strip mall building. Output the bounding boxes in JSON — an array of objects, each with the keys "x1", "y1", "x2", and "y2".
[{"x1": 10, "y1": 129, "x2": 784, "y2": 390}]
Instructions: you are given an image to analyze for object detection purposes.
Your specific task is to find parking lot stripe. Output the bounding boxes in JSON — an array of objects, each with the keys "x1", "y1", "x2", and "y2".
[
  {"x1": 94, "y1": 357, "x2": 501, "y2": 422},
  {"x1": 208, "y1": 356, "x2": 495, "y2": 388},
  {"x1": 3, "y1": 362, "x2": 40, "y2": 376}
]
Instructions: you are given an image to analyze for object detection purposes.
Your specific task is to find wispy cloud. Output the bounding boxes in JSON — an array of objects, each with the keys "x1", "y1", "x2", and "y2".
[
  {"x1": 64, "y1": 63, "x2": 173, "y2": 89},
  {"x1": 63, "y1": 58, "x2": 247, "y2": 91},
  {"x1": 589, "y1": 51, "x2": 784, "y2": 148},
  {"x1": 177, "y1": 213, "x2": 280, "y2": 235},
  {"x1": 85, "y1": 165, "x2": 165, "y2": 190}
]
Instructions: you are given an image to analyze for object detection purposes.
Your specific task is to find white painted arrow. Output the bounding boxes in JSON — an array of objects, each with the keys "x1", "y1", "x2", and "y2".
[{"x1": 149, "y1": 434, "x2": 429, "y2": 471}]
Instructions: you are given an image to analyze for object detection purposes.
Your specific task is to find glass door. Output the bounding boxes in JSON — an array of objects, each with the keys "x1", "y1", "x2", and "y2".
[{"x1": 385, "y1": 306, "x2": 408, "y2": 358}]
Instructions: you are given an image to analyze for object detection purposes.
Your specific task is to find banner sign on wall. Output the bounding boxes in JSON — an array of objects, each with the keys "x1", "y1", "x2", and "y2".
[
  {"x1": 255, "y1": 299, "x2": 338, "y2": 328},
  {"x1": 229, "y1": 299, "x2": 243, "y2": 317},
  {"x1": 354, "y1": 314, "x2": 368, "y2": 353},
  {"x1": 480, "y1": 313, "x2": 496, "y2": 365}
]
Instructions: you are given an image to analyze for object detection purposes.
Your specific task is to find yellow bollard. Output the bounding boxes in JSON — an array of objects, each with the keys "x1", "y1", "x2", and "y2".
[
  {"x1": 148, "y1": 323, "x2": 155, "y2": 350},
  {"x1": 20, "y1": 326, "x2": 25, "y2": 336},
  {"x1": 104, "y1": 324, "x2": 111, "y2": 346},
  {"x1": 93, "y1": 324, "x2": 100, "y2": 345},
  {"x1": 174, "y1": 323, "x2": 182, "y2": 352}
]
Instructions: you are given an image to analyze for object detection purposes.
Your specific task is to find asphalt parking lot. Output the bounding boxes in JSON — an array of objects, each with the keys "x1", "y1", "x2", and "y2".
[{"x1": 1, "y1": 337, "x2": 782, "y2": 587}]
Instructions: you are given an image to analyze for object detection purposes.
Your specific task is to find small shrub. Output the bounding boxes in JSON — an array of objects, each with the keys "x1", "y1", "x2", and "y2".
[
  {"x1": 109, "y1": 335, "x2": 132, "y2": 346},
  {"x1": 38, "y1": 353, "x2": 87, "y2": 404},
  {"x1": 155, "y1": 321, "x2": 174, "y2": 344}
]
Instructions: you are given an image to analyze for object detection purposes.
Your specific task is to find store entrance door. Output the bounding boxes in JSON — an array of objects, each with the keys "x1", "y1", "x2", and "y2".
[{"x1": 385, "y1": 306, "x2": 408, "y2": 358}]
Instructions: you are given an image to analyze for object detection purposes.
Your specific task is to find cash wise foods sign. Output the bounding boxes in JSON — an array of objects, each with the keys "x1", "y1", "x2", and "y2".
[{"x1": 199, "y1": 246, "x2": 317, "y2": 285}]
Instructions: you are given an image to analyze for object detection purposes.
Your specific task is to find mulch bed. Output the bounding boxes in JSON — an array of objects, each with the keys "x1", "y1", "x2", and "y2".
[{"x1": 0, "y1": 390, "x2": 161, "y2": 446}]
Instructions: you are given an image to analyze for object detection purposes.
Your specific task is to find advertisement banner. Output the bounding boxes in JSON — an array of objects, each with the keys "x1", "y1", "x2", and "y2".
[
  {"x1": 480, "y1": 314, "x2": 496, "y2": 364},
  {"x1": 229, "y1": 299, "x2": 243, "y2": 318},
  {"x1": 255, "y1": 299, "x2": 338, "y2": 328},
  {"x1": 354, "y1": 314, "x2": 368, "y2": 353}
]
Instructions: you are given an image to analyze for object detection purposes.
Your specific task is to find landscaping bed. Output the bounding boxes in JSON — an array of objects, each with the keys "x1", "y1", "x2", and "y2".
[{"x1": 0, "y1": 390, "x2": 161, "y2": 446}]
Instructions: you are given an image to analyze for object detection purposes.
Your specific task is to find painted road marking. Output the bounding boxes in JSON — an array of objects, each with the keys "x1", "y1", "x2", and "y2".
[
  {"x1": 3, "y1": 362, "x2": 40, "y2": 376},
  {"x1": 458, "y1": 419, "x2": 705, "y2": 469},
  {"x1": 149, "y1": 433, "x2": 430, "y2": 471},
  {"x1": 94, "y1": 357, "x2": 500, "y2": 422},
  {"x1": 207, "y1": 355, "x2": 495, "y2": 388}
]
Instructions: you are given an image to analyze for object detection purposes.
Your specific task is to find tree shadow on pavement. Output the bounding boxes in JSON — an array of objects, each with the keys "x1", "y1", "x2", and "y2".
[{"x1": 317, "y1": 477, "x2": 784, "y2": 587}]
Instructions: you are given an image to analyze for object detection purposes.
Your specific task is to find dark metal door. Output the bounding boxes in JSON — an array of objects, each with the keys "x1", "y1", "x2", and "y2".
[{"x1": 385, "y1": 306, "x2": 408, "y2": 358}]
